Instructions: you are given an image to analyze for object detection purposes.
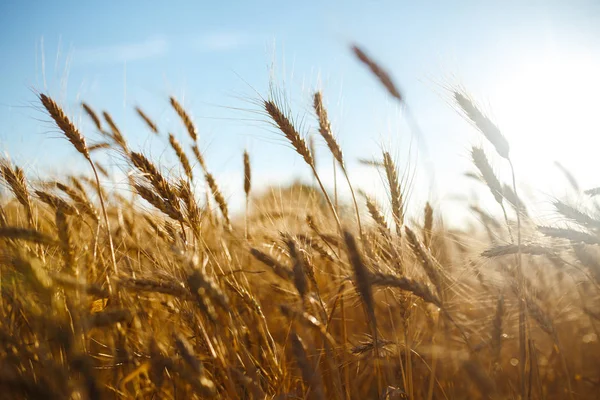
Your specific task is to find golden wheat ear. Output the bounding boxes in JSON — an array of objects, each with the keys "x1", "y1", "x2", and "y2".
[
  {"x1": 370, "y1": 272, "x2": 441, "y2": 307},
  {"x1": 405, "y1": 226, "x2": 444, "y2": 299},
  {"x1": 204, "y1": 172, "x2": 231, "y2": 230},
  {"x1": 313, "y1": 91, "x2": 343, "y2": 166},
  {"x1": 423, "y1": 202, "x2": 433, "y2": 248},
  {"x1": 313, "y1": 90, "x2": 363, "y2": 238},
  {"x1": 81, "y1": 102, "x2": 102, "y2": 131},
  {"x1": 383, "y1": 151, "x2": 403, "y2": 237},
  {"x1": 170, "y1": 96, "x2": 198, "y2": 142},
  {"x1": 168, "y1": 133, "x2": 193, "y2": 181},
  {"x1": 264, "y1": 99, "x2": 314, "y2": 167},
  {"x1": 102, "y1": 111, "x2": 128, "y2": 152},
  {"x1": 40, "y1": 94, "x2": 89, "y2": 159},
  {"x1": 40, "y1": 93, "x2": 117, "y2": 276},
  {"x1": 0, "y1": 159, "x2": 34, "y2": 226},
  {"x1": 250, "y1": 248, "x2": 293, "y2": 280},
  {"x1": 243, "y1": 150, "x2": 251, "y2": 199},
  {"x1": 264, "y1": 96, "x2": 342, "y2": 231},
  {"x1": 135, "y1": 106, "x2": 159, "y2": 134}
]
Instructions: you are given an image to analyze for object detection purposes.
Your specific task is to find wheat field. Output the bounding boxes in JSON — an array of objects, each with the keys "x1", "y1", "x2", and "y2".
[{"x1": 0, "y1": 45, "x2": 599, "y2": 400}]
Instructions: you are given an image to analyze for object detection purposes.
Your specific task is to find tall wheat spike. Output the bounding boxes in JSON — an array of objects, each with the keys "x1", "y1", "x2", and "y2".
[
  {"x1": 383, "y1": 152, "x2": 403, "y2": 237},
  {"x1": 170, "y1": 96, "x2": 198, "y2": 142},
  {"x1": 313, "y1": 91, "x2": 363, "y2": 238},
  {"x1": 423, "y1": 202, "x2": 433, "y2": 248},
  {"x1": 352, "y1": 44, "x2": 402, "y2": 101},
  {"x1": 39, "y1": 93, "x2": 118, "y2": 275},
  {"x1": 0, "y1": 159, "x2": 34, "y2": 227},
  {"x1": 168, "y1": 133, "x2": 193, "y2": 181},
  {"x1": 135, "y1": 106, "x2": 159, "y2": 134},
  {"x1": 454, "y1": 92, "x2": 509, "y2": 160},
  {"x1": 264, "y1": 98, "x2": 342, "y2": 231},
  {"x1": 456, "y1": 89, "x2": 526, "y2": 398},
  {"x1": 471, "y1": 146, "x2": 503, "y2": 205},
  {"x1": 81, "y1": 102, "x2": 102, "y2": 131}
]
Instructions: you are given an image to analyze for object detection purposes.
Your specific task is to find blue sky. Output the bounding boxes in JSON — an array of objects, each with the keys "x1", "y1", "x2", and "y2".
[{"x1": 1, "y1": 0, "x2": 600, "y2": 223}]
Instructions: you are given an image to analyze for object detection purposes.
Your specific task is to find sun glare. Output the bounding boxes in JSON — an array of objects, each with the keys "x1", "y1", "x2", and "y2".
[{"x1": 491, "y1": 51, "x2": 600, "y2": 192}]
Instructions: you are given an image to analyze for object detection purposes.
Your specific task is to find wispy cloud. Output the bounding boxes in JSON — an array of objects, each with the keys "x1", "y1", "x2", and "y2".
[
  {"x1": 75, "y1": 36, "x2": 169, "y2": 65},
  {"x1": 194, "y1": 32, "x2": 255, "y2": 52}
]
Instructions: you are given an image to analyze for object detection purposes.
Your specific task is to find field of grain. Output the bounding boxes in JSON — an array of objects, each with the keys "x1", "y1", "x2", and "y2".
[{"x1": 0, "y1": 45, "x2": 599, "y2": 400}]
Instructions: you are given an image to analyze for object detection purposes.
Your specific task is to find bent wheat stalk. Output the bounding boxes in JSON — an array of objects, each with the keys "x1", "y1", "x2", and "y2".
[{"x1": 39, "y1": 93, "x2": 118, "y2": 276}]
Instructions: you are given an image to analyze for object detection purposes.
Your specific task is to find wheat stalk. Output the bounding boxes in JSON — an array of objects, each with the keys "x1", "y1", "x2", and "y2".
[
  {"x1": 40, "y1": 93, "x2": 117, "y2": 276},
  {"x1": 491, "y1": 294, "x2": 504, "y2": 364},
  {"x1": 290, "y1": 332, "x2": 325, "y2": 400}
]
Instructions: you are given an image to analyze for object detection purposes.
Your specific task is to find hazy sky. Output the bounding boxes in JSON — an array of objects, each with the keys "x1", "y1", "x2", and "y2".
[{"x1": 1, "y1": 0, "x2": 600, "y2": 223}]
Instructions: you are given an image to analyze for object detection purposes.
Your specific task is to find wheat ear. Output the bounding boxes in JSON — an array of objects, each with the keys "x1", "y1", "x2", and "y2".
[
  {"x1": 383, "y1": 152, "x2": 403, "y2": 237},
  {"x1": 313, "y1": 91, "x2": 363, "y2": 239},
  {"x1": 0, "y1": 159, "x2": 34, "y2": 227},
  {"x1": 40, "y1": 93, "x2": 117, "y2": 275},
  {"x1": 168, "y1": 133, "x2": 193, "y2": 181},
  {"x1": 243, "y1": 150, "x2": 251, "y2": 239},
  {"x1": 352, "y1": 44, "x2": 402, "y2": 101},
  {"x1": 170, "y1": 96, "x2": 198, "y2": 142},
  {"x1": 81, "y1": 102, "x2": 102, "y2": 131},
  {"x1": 264, "y1": 98, "x2": 342, "y2": 231},
  {"x1": 135, "y1": 106, "x2": 159, "y2": 134}
]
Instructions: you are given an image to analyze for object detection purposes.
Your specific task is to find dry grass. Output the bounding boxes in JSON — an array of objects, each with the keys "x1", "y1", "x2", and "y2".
[{"x1": 0, "y1": 49, "x2": 598, "y2": 400}]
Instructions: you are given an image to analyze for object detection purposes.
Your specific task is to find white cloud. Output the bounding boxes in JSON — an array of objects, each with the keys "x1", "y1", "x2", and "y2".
[
  {"x1": 194, "y1": 32, "x2": 252, "y2": 52},
  {"x1": 73, "y1": 32, "x2": 255, "y2": 66},
  {"x1": 75, "y1": 37, "x2": 168, "y2": 65}
]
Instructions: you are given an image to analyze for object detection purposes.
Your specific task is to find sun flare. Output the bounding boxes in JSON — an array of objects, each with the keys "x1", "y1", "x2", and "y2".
[{"x1": 491, "y1": 51, "x2": 600, "y2": 190}]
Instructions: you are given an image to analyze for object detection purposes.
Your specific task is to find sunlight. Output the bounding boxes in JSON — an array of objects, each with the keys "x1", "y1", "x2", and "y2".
[{"x1": 490, "y1": 51, "x2": 600, "y2": 192}]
